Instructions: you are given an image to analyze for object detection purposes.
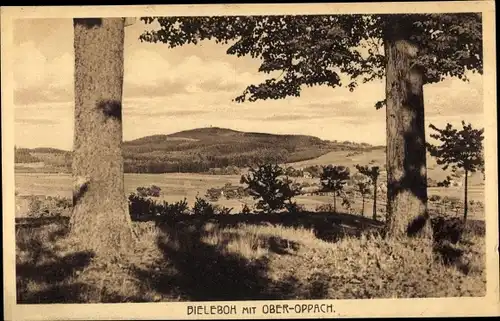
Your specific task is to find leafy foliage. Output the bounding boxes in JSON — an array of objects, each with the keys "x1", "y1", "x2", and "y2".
[
  {"x1": 355, "y1": 164, "x2": 381, "y2": 219},
  {"x1": 320, "y1": 165, "x2": 350, "y2": 195},
  {"x1": 205, "y1": 188, "x2": 222, "y2": 202},
  {"x1": 320, "y1": 165, "x2": 350, "y2": 213},
  {"x1": 351, "y1": 173, "x2": 371, "y2": 201},
  {"x1": 20, "y1": 128, "x2": 376, "y2": 175},
  {"x1": 25, "y1": 195, "x2": 72, "y2": 218},
  {"x1": 241, "y1": 203, "x2": 252, "y2": 214},
  {"x1": 240, "y1": 163, "x2": 300, "y2": 213},
  {"x1": 15, "y1": 147, "x2": 42, "y2": 163},
  {"x1": 192, "y1": 196, "x2": 216, "y2": 216},
  {"x1": 427, "y1": 121, "x2": 484, "y2": 176},
  {"x1": 158, "y1": 198, "x2": 190, "y2": 218},
  {"x1": 303, "y1": 165, "x2": 323, "y2": 178},
  {"x1": 136, "y1": 185, "x2": 162, "y2": 198},
  {"x1": 355, "y1": 164, "x2": 380, "y2": 184},
  {"x1": 140, "y1": 14, "x2": 482, "y2": 106},
  {"x1": 128, "y1": 193, "x2": 158, "y2": 220},
  {"x1": 427, "y1": 121, "x2": 484, "y2": 222}
]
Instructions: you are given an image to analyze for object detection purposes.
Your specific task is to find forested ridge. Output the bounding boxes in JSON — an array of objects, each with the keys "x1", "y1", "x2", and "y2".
[{"x1": 15, "y1": 127, "x2": 381, "y2": 173}]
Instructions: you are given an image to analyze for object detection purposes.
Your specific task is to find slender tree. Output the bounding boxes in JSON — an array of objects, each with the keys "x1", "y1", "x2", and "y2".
[
  {"x1": 355, "y1": 164, "x2": 381, "y2": 220},
  {"x1": 71, "y1": 18, "x2": 135, "y2": 259},
  {"x1": 426, "y1": 121, "x2": 484, "y2": 223},
  {"x1": 351, "y1": 172, "x2": 371, "y2": 216},
  {"x1": 320, "y1": 165, "x2": 350, "y2": 213},
  {"x1": 140, "y1": 13, "x2": 482, "y2": 238}
]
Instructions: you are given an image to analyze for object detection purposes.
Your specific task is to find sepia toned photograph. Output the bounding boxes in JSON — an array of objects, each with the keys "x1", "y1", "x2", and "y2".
[{"x1": 2, "y1": 2, "x2": 499, "y2": 320}]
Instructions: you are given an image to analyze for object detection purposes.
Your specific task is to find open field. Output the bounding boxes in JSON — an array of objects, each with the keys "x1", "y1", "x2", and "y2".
[
  {"x1": 288, "y1": 149, "x2": 485, "y2": 187},
  {"x1": 15, "y1": 172, "x2": 485, "y2": 220},
  {"x1": 13, "y1": 157, "x2": 486, "y2": 303}
]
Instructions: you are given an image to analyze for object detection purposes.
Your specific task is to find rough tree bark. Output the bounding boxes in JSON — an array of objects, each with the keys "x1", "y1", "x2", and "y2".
[
  {"x1": 463, "y1": 169, "x2": 468, "y2": 224},
  {"x1": 372, "y1": 178, "x2": 378, "y2": 221},
  {"x1": 71, "y1": 18, "x2": 135, "y2": 259},
  {"x1": 384, "y1": 19, "x2": 430, "y2": 238}
]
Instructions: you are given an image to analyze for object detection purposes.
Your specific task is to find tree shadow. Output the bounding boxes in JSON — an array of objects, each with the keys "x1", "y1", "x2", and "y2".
[
  {"x1": 153, "y1": 211, "x2": 384, "y2": 244},
  {"x1": 133, "y1": 223, "x2": 278, "y2": 301},
  {"x1": 429, "y1": 216, "x2": 485, "y2": 275},
  {"x1": 15, "y1": 219, "x2": 96, "y2": 304},
  {"x1": 132, "y1": 211, "x2": 382, "y2": 301}
]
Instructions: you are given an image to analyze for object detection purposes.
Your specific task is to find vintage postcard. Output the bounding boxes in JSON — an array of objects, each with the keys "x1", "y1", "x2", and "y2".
[{"x1": 2, "y1": 2, "x2": 499, "y2": 320}]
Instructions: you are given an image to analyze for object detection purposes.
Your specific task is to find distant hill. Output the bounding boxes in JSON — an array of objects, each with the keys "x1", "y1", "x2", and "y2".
[{"x1": 15, "y1": 127, "x2": 377, "y2": 174}]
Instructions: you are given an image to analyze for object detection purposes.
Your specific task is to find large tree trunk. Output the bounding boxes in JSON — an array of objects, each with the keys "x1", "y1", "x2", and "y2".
[
  {"x1": 372, "y1": 178, "x2": 377, "y2": 220},
  {"x1": 383, "y1": 20, "x2": 430, "y2": 238},
  {"x1": 71, "y1": 18, "x2": 134, "y2": 259}
]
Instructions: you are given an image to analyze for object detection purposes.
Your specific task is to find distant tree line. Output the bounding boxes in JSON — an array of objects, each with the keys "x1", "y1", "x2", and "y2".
[{"x1": 14, "y1": 147, "x2": 41, "y2": 163}]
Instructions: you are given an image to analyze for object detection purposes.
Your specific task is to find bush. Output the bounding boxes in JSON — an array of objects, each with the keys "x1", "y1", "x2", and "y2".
[
  {"x1": 26, "y1": 195, "x2": 72, "y2": 218},
  {"x1": 240, "y1": 163, "x2": 300, "y2": 213},
  {"x1": 193, "y1": 196, "x2": 216, "y2": 216},
  {"x1": 315, "y1": 203, "x2": 335, "y2": 213},
  {"x1": 241, "y1": 203, "x2": 252, "y2": 214},
  {"x1": 128, "y1": 193, "x2": 157, "y2": 220},
  {"x1": 431, "y1": 216, "x2": 464, "y2": 244},
  {"x1": 205, "y1": 188, "x2": 222, "y2": 202},
  {"x1": 157, "y1": 198, "x2": 190, "y2": 217},
  {"x1": 129, "y1": 186, "x2": 189, "y2": 221},
  {"x1": 429, "y1": 195, "x2": 442, "y2": 202},
  {"x1": 285, "y1": 201, "x2": 305, "y2": 214},
  {"x1": 136, "y1": 185, "x2": 161, "y2": 198},
  {"x1": 213, "y1": 205, "x2": 233, "y2": 215}
]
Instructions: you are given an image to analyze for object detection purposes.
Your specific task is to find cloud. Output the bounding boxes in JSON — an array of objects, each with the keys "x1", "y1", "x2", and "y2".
[
  {"x1": 14, "y1": 42, "x2": 48, "y2": 90},
  {"x1": 124, "y1": 48, "x2": 172, "y2": 87},
  {"x1": 125, "y1": 109, "x2": 209, "y2": 118},
  {"x1": 124, "y1": 53, "x2": 265, "y2": 96},
  {"x1": 14, "y1": 41, "x2": 73, "y2": 104},
  {"x1": 15, "y1": 87, "x2": 73, "y2": 105},
  {"x1": 15, "y1": 118, "x2": 59, "y2": 125}
]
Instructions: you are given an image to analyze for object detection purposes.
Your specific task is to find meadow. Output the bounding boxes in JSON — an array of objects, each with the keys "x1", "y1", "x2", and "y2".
[
  {"x1": 14, "y1": 166, "x2": 487, "y2": 303},
  {"x1": 13, "y1": 142, "x2": 487, "y2": 303},
  {"x1": 15, "y1": 172, "x2": 485, "y2": 219}
]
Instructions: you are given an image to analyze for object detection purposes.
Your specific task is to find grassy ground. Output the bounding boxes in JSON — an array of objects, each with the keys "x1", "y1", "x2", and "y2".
[
  {"x1": 15, "y1": 207, "x2": 486, "y2": 303},
  {"x1": 14, "y1": 168, "x2": 486, "y2": 303}
]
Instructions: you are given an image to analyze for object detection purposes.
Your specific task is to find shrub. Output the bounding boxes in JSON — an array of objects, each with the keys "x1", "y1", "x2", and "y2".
[
  {"x1": 241, "y1": 203, "x2": 252, "y2": 214},
  {"x1": 26, "y1": 195, "x2": 72, "y2": 218},
  {"x1": 157, "y1": 198, "x2": 190, "y2": 217},
  {"x1": 315, "y1": 203, "x2": 335, "y2": 213},
  {"x1": 285, "y1": 201, "x2": 305, "y2": 214},
  {"x1": 429, "y1": 195, "x2": 442, "y2": 202},
  {"x1": 205, "y1": 188, "x2": 222, "y2": 202},
  {"x1": 431, "y1": 216, "x2": 464, "y2": 245},
  {"x1": 193, "y1": 196, "x2": 216, "y2": 216},
  {"x1": 136, "y1": 185, "x2": 161, "y2": 198},
  {"x1": 303, "y1": 165, "x2": 322, "y2": 178},
  {"x1": 213, "y1": 205, "x2": 233, "y2": 215},
  {"x1": 240, "y1": 163, "x2": 300, "y2": 213},
  {"x1": 128, "y1": 193, "x2": 157, "y2": 221}
]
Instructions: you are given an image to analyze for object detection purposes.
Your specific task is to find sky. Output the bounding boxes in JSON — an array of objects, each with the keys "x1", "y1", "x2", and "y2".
[{"x1": 13, "y1": 18, "x2": 484, "y2": 150}]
